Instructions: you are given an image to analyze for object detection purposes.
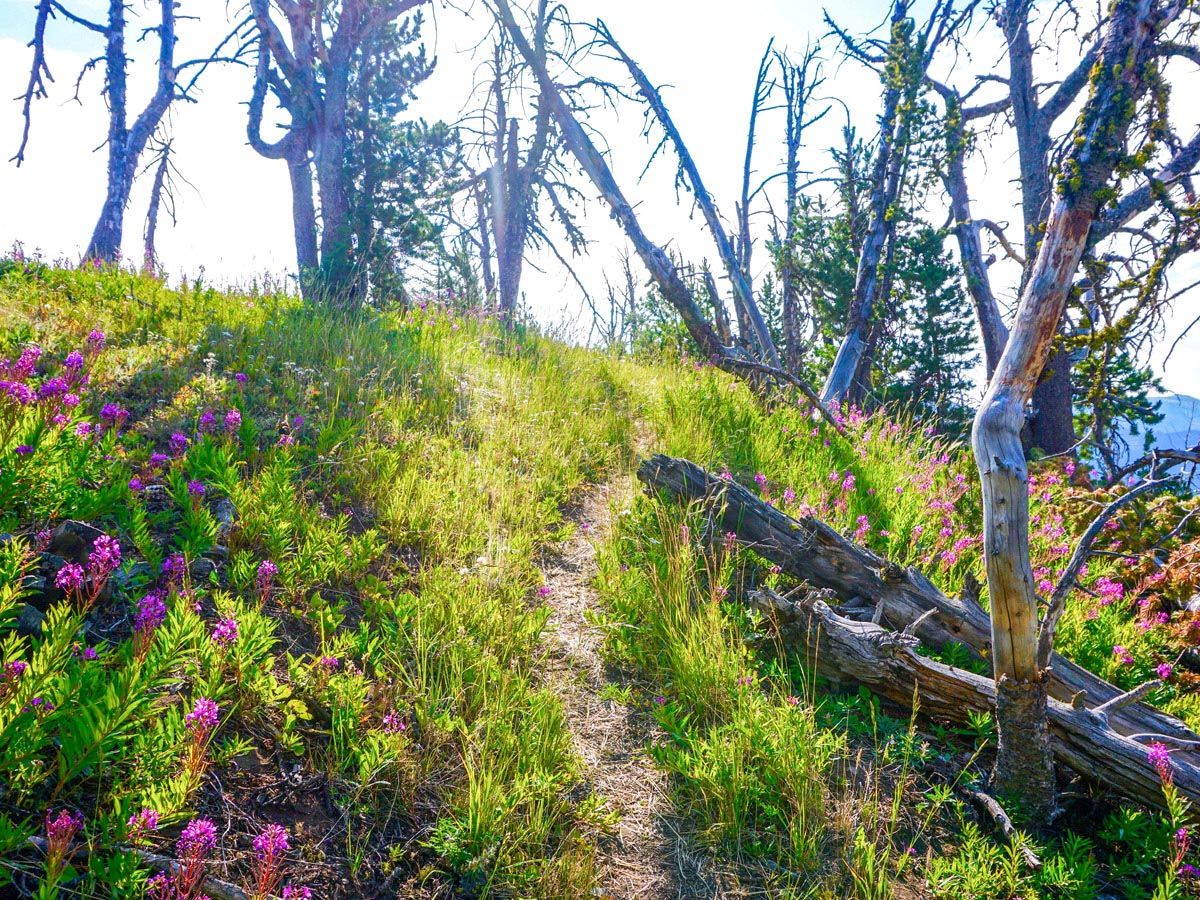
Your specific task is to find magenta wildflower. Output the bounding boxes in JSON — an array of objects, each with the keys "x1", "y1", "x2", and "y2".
[
  {"x1": 187, "y1": 479, "x2": 206, "y2": 498},
  {"x1": 186, "y1": 698, "x2": 220, "y2": 733},
  {"x1": 197, "y1": 409, "x2": 217, "y2": 434},
  {"x1": 168, "y1": 431, "x2": 190, "y2": 456},
  {"x1": 318, "y1": 655, "x2": 339, "y2": 673},
  {"x1": 1113, "y1": 645, "x2": 1135, "y2": 665},
  {"x1": 88, "y1": 534, "x2": 121, "y2": 579},
  {"x1": 224, "y1": 408, "x2": 242, "y2": 433},
  {"x1": 211, "y1": 617, "x2": 239, "y2": 649},
  {"x1": 251, "y1": 824, "x2": 290, "y2": 899},
  {"x1": 55, "y1": 562, "x2": 85, "y2": 595},
  {"x1": 86, "y1": 330, "x2": 106, "y2": 352},
  {"x1": 44, "y1": 808, "x2": 84, "y2": 879},
  {"x1": 753, "y1": 472, "x2": 767, "y2": 489},
  {"x1": 176, "y1": 816, "x2": 216, "y2": 896},
  {"x1": 150, "y1": 451, "x2": 170, "y2": 469},
  {"x1": 162, "y1": 553, "x2": 187, "y2": 584},
  {"x1": 126, "y1": 808, "x2": 159, "y2": 841},
  {"x1": 382, "y1": 711, "x2": 406, "y2": 734},
  {"x1": 256, "y1": 559, "x2": 278, "y2": 598},
  {"x1": 63, "y1": 350, "x2": 84, "y2": 372},
  {"x1": 1158, "y1": 662, "x2": 1174, "y2": 680},
  {"x1": 282, "y1": 886, "x2": 312, "y2": 900},
  {"x1": 82, "y1": 646, "x2": 98, "y2": 661},
  {"x1": 135, "y1": 591, "x2": 167, "y2": 632},
  {"x1": 840, "y1": 472, "x2": 856, "y2": 493},
  {"x1": 234, "y1": 372, "x2": 248, "y2": 384},
  {"x1": 537, "y1": 585, "x2": 552, "y2": 598},
  {"x1": 128, "y1": 476, "x2": 144, "y2": 492},
  {"x1": 99, "y1": 403, "x2": 128, "y2": 428},
  {"x1": 14, "y1": 444, "x2": 33, "y2": 456},
  {"x1": 1148, "y1": 741, "x2": 1172, "y2": 779}
]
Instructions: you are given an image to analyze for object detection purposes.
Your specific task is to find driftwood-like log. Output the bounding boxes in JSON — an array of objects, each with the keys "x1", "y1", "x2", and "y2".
[
  {"x1": 745, "y1": 586, "x2": 1200, "y2": 809},
  {"x1": 635, "y1": 455, "x2": 1200, "y2": 744}
]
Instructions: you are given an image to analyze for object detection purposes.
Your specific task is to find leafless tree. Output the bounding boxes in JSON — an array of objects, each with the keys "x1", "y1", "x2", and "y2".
[
  {"x1": 972, "y1": 0, "x2": 1195, "y2": 819},
  {"x1": 463, "y1": 1, "x2": 588, "y2": 322},
  {"x1": 820, "y1": 0, "x2": 971, "y2": 407},
  {"x1": 14, "y1": 0, "x2": 242, "y2": 263},
  {"x1": 592, "y1": 21, "x2": 781, "y2": 368}
]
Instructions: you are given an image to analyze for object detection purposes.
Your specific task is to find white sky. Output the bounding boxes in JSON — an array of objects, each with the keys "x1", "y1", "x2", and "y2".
[{"x1": 1, "y1": 0, "x2": 1198, "y2": 395}]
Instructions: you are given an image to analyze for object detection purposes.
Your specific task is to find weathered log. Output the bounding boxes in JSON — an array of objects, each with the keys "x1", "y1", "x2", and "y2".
[
  {"x1": 747, "y1": 586, "x2": 1200, "y2": 809},
  {"x1": 635, "y1": 453, "x2": 1200, "y2": 750}
]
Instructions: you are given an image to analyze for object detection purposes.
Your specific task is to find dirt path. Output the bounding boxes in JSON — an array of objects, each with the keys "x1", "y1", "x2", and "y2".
[{"x1": 539, "y1": 476, "x2": 722, "y2": 900}]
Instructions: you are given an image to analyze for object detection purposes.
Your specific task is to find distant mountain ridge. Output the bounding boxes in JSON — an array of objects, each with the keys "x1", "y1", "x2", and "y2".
[{"x1": 1117, "y1": 392, "x2": 1200, "y2": 460}]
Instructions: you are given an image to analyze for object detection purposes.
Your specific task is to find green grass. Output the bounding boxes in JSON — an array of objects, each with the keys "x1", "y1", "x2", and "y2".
[{"x1": 0, "y1": 261, "x2": 1196, "y2": 898}]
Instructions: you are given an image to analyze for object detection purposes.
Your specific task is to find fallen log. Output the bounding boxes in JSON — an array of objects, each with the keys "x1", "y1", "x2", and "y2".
[
  {"x1": 636, "y1": 454, "x2": 1200, "y2": 747},
  {"x1": 746, "y1": 586, "x2": 1200, "y2": 809}
]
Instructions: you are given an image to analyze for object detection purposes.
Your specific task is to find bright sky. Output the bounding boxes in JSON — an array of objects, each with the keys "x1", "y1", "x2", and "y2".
[{"x1": 1, "y1": 0, "x2": 1198, "y2": 396}]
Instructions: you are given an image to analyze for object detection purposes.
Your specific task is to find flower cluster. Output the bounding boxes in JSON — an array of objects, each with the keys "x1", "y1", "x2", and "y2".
[
  {"x1": 184, "y1": 697, "x2": 220, "y2": 783},
  {"x1": 148, "y1": 816, "x2": 217, "y2": 899},
  {"x1": 211, "y1": 617, "x2": 239, "y2": 649},
  {"x1": 250, "y1": 824, "x2": 290, "y2": 899},
  {"x1": 44, "y1": 808, "x2": 84, "y2": 882},
  {"x1": 126, "y1": 808, "x2": 159, "y2": 843}
]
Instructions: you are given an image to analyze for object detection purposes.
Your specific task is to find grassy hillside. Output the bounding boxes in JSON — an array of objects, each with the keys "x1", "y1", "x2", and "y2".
[{"x1": 0, "y1": 263, "x2": 1196, "y2": 898}]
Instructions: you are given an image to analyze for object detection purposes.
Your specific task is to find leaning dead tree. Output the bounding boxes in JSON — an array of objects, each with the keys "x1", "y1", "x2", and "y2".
[
  {"x1": 245, "y1": 0, "x2": 430, "y2": 307},
  {"x1": 14, "y1": 0, "x2": 242, "y2": 263},
  {"x1": 820, "y1": 0, "x2": 968, "y2": 407},
  {"x1": 637, "y1": 453, "x2": 1200, "y2": 811},
  {"x1": 491, "y1": 0, "x2": 840, "y2": 422},
  {"x1": 591, "y1": 20, "x2": 781, "y2": 369},
  {"x1": 972, "y1": 0, "x2": 1195, "y2": 820}
]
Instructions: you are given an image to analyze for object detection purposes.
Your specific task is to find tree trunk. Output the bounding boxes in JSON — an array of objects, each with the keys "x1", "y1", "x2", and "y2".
[
  {"x1": 1003, "y1": 0, "x2": 1076, "y2": 456},
  {"x1": 821, "y1": 3, "x2": 909, "y2": 407},
  {"x1": 84, "y1": 0, "x2": 129, "y2": 264},
  {"x1": 745, "y1": 586, "x2": 1200, "y2": 811},
  {"x1": 636, "y1": 452, "x2": 1200, "y2": 745},
  {"x1": 975, "y1": 0, "x2": 1173, "y2": 819},
  {"x1": 287, "y1": 151, "x2": 319, "y2": 297},
  {"x1": 495, "y1": 0, "x2": 727, "y2": 361}
]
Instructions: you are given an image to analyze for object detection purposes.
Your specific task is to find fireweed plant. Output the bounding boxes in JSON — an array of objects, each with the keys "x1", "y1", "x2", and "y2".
[{"x1": 0, "y1": 261, "x2": 1197, "y2": 896}]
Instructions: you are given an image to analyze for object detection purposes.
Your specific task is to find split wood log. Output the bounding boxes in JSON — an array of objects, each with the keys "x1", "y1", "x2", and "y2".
[
  {"x1": 635, "y1": 454, "x2": 1200, "y2": 748},
  {"x1": 745, "y1": 586, "x2": 1200, "y2": 809}
]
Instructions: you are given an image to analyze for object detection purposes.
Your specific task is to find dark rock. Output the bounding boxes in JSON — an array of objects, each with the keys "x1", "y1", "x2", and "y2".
[
  {"x1": 204, "y1": 544, "x2": 229, "y2": 563},
  {"x1": 213, "y1": 498, "x2": 237, "y2": 538},
  {"x1": 189, "y1": 558, "x2": 218, "y2": 582},
  {"x1": 48, "y1": 521, "x2": 105, "y2": 564},
  {"x1": 16, "y1": 604, "x2": 44, "y2": 637},
  {"x1": 143, "y1": 484, "x2": 172, "y2": 511}
]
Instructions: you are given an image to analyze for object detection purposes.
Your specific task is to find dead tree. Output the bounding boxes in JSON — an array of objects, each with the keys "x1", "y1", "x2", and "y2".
[
  {"x1": 466, "y1": 3, "x2": 586, "y2": 322},
  {"x1": 929, "y1": 82, "x2": 1009, "y2": 378},
  {"x1": 593, "y1": 21, "x2": 781, "y2": 369},
  {"x1": 142, "y1": 136, "x2": 177, "y2": 277},
  {"x1": 972, "y1": 0, "x2": 1191, "y2": 820},
  {"x1": 245, "y1": 0, "x2": 429, "y2": 307},
  {"x1": 14, "y1": 0, "x2": 241, "y2": 263},
  {"x1": 820, "y1": 0, "x2": 960, "y2": 407},
  {"x1": 775, "y1": 44, "x2": 824, "y2": 376}
]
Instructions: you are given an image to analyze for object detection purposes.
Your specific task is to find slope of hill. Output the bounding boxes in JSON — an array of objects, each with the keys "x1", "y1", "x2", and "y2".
[{"x1": 1, "y1": 263, "x2": 1197, "y2": 898}]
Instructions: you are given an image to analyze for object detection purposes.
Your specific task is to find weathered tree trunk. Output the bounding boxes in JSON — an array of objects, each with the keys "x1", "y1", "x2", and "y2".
[
  {"x1": 936, "y1": 89, "x2": 1009, "y2": 378},
  {"x1": 142, "y1": 142, "x2": 171, "y2": 276},
  {"x1": 495, "y1": 0, "x2": 727, "y2": 361},
  {"x1": 975, "y1": 0, "x2": 1177, "y2": 817},
  {"x1": 747, "y1": 587, "x2": 1200, "y2": 810},
  {"x1": 85, "y1": 0, "x2": 180, "y2": 265},
  {"x1": 821, "y1": 2, "x2": 910, "y2": 407},
  {"x1": 635, "y1": 452, "x2": 1200, "y2": 748},
  {"x1": 1002, "y1": 0, "x2": 1075, "y2": 456}
]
